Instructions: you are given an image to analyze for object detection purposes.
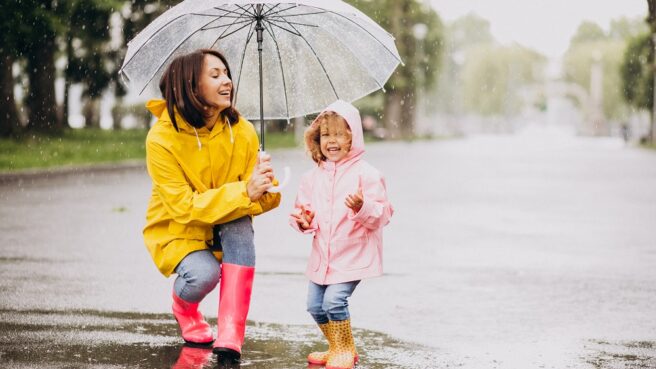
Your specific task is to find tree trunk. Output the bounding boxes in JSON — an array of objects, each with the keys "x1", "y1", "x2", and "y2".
[
  {"x1": 383, "y1": 88, "x2": 416, "y2": 140},
  {"x1": 112, "y1": 96, "x2": 123, "y2": 130},
  {"x1": 648, "y1": 0, "x2": 656, "y2": 143},
  {"x1": 83, "y1": 98, "x2": 101, "y2": 129},
  {"x1": 63, "y1": 32, "x2": 72, "y2": 129},
  {"x1": 383, "y1": 91, "x2": 402, "y2": 139},
  {"x1": 401, "y1": 90, "x2": 417, "y2": 139},
  {"x1": 26, "y1": 32, "x2": 60, "y2": 133},
  {"x1": 0, "y1": 48, "x2": 21, "y2": 137}
]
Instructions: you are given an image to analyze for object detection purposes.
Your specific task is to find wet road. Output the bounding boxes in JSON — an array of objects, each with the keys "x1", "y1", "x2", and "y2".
[{"x1": 1, "y1": 124, "x2": 655, "y2": 368}]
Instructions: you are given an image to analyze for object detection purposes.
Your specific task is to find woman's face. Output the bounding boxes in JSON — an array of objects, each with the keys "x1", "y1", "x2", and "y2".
[
  {"x1": 198, "y1": 54, "x2": 233, "y2": 113},
  {"x1": 319, "y1": 117, "x2": 352, "y2": 162}
]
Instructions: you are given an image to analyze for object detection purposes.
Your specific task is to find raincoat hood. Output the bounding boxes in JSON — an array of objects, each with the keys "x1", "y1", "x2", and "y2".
[
  {"x1": 306, "y1": 100, "x2": 365, "y2": 164},
  {"x1": 146, "y1": 99, "x2": 234, "y2": 148},
  {"x1": 146, "y1": 99, "x2": 205, "y2": 134}
]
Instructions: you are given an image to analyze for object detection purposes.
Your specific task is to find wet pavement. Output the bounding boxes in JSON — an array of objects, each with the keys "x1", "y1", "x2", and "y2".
[{"x1": 1, "y1": 124, "x2": 655, "y2": 368}]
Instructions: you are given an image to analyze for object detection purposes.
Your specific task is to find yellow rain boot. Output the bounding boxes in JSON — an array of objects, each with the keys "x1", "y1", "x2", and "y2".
[
  {"x1": 307, "y1": 322, "x2": 331, "y2": 365},
  {"x1": 325, "y1": 319, "x2": 357, "y2": 369},
  {"x1": 308, "y1": 322, "x2": 359, "y2": 366}
]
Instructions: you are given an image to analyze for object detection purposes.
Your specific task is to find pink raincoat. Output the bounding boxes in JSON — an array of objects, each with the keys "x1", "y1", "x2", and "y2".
[{"x1": 289, "y1": 100, "x2": 393, "y2": 285}]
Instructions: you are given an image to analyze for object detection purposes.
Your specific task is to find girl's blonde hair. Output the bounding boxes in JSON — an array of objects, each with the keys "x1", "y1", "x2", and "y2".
[{"x1": 304, "y1": 111, "x2": 351, "y2": 164}]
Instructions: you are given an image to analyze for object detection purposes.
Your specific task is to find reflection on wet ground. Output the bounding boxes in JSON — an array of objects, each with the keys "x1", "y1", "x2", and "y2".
[
  {"x1": 585, "y1": 340, "x2": 656, "y2": 369},
  {"x1": 0, "y1": 309, "x2": 445, "y2": 369}
]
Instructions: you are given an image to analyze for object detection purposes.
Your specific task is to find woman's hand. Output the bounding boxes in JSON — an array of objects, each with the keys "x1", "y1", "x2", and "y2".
[
  {"x1": 246, "y1": 153, "x2": 275, "y2": 201},
  {"x1": 290, "y1": 205, "x2": 314, "y2": 230}
]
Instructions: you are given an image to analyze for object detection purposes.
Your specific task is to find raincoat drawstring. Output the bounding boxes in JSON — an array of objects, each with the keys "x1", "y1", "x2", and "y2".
[
  {"x1": 193, "y1": 127, "x2": 201, "y2": 151},
  {"x1": 228, "y1": 119, "x2": 234, "y2": 144}
]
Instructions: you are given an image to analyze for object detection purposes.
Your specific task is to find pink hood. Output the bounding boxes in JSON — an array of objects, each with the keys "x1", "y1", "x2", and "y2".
[{"x1": 306, "y1": 100, "x2": 365, "y2": 164}]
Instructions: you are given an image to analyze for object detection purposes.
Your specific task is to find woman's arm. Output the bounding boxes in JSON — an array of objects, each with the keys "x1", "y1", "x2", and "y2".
[{"x1": 147, "y1": 139, "x2": 264, "y2": 226}]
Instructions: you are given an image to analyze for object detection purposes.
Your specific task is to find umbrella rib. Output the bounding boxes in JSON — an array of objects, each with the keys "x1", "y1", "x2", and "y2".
[
  {"x1": 233, "y1": 21, "x2": 256, "y2": 108},
  {"x1": 122, "y1": 13, "x2": 218, "y2": 70},
  {"x1": 212, "y1": 20, "x2": 254, "y2": 42},
  {"x1": 202, "y1": 18, "x2": 253, "y2": 31},
  {"x1": 215, "y1": 5, "x2": 255, "y2": 18},
  {"x1": 208, "y1": 6, "x2": 253, "y2": 48},
  {"x1": 308, "y1": 7, "x2": 402, "y2": 64},
  {"x1": 138, "y1": 17, "x2": 221, "y2": 95},
  {"x1": 262, "y1": 3, "x2": 282, "y2": 17},
  {"x1": 267, "y1": 22, "x2": 302, "y2": 37},
  {"x1": 278, "y1": 19, "x2": 339, "y2": 100},
  {"x1": 262, "y1": 5, "x2": 298, "y2": 18},
  {"x1": 267, "y1": 18, "x2": 318, "y2": 28},
  {"x1": 262, "y1": 20, "x2": 291, "y2": 120},
  {"x1": 267, "y1": 11, "x2": 327, "y2": 18}
]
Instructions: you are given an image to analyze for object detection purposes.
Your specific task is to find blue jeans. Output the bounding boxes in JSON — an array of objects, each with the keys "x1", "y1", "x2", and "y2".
[
  {"x1": 307, "y1": 280, "x2": 360, "y2": 324},
  {"x1": 174, "y1": 216, "x2": 255, "y2": 302}
]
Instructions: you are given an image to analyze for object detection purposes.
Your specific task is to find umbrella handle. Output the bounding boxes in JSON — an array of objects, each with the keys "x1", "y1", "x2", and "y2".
[
  {"x1": 267, "y1": 166, "x2": 290, "y2": 193},
  {"x1": 259, "y1": 151, "x2": 291, "y2": 193}
]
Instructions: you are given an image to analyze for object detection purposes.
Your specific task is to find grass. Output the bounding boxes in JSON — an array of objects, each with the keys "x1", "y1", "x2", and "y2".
[{"x1": 0, "y1": 129, "x2": 299, "y2": 172}]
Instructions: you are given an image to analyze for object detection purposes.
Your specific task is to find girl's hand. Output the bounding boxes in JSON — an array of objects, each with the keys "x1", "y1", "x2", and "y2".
[
  {"x1": 290, "y1": 205, "x2": 314, "y2": 230},
  {"x1": 247, "y1": 155, "x2": 274, "y2": 201},
  {"x1": 345, "y1": 186, "x2": 364, "y2": 213}
]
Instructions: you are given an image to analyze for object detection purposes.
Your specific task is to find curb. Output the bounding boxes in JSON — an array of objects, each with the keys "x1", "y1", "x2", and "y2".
[{"x1": 0, "y1": 160, "x2": 147, "y2": 185}]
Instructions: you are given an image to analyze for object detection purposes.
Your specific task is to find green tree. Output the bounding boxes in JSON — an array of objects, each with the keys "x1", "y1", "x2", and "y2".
[
  {"x1": 460, "y1": 45, "x2": 545, "y2": 116},
  {"x1": 111, "y1": 0, "x2": 178, "y2": 129},
  {"x1": 565, "y1": 18, "x2": 650, "y2": 124},
  {"x1": 18, "y1": 1, "x2": 63, "y2": 133},
  {"x1": 347, "y1": 0, "x2": 444, "y2": 139},
  {"x1": 621, "y1": 34, "x2": 653, "y2": 119},
  {"x1": 433, "y1": 13, "x2": 495, "y2": 115},
  {"x1": 570, "y1": 21, "x2": 607, "y2": 45},
  {"x1": 64, "y1": 0, "x2": 120, "y2": 128},
  {"x1": 0, "y1": 1, "x2": 32, "y2": 137},
  {"x1": 564, "y1": 40, "x2": 629, "y2": 121}
]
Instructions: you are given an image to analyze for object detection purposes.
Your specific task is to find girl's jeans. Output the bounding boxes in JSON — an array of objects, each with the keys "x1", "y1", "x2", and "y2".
[
  {"x1": 307, "y1": 280, "x2": 360, "y2": 324},
  {"x1": 173, "y1": 216, "x2": 255, "y2": 302}
]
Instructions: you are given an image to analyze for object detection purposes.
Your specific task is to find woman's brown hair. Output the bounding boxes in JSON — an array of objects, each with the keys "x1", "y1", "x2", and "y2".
[
  {"x1": 159, "y1": 49, "x2": 239, "y2": 131},
  {"x1": 304, "y1": 112, "x2": 351, "y2": 164}
]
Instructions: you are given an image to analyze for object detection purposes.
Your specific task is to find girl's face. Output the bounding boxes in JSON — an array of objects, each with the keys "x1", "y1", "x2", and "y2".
[
  {"x1": 198, "y1": 54, "x2": 232, "y2": 113},
  {"x1": 320, "y1": 117, "x2": 352, "y2": 162}
]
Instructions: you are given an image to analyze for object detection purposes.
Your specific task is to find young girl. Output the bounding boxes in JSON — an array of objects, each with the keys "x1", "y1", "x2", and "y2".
[{"x1": 289, "y1": 100, "x2": 393, "y2": 369}]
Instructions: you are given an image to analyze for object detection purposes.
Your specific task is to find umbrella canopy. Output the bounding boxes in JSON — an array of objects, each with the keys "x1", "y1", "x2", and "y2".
[{"x1": 119, "y1": 0, "x2": 401, "y2": 123}]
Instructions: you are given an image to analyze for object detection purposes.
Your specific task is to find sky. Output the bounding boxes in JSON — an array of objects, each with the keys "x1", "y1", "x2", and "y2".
[{"x1": 430, "y1": 0, "x2": 647, "y2": 58}]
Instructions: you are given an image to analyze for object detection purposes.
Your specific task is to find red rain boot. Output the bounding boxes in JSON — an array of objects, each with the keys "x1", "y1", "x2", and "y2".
[
  {"x1": 171, "y1": 346, "x2": 212, "y2": 369},
  {"x1": 212, "y1": 263, "x2": 255, "y2": 361},
  {"x1": 172, "y1": 292, "x2": 214, "y2": 345}
]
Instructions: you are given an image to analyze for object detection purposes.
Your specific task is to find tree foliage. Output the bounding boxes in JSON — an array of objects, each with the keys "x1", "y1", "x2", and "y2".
[
  {"x1": 461, "y1": 44, "x2": 545, "y2": 116},
  {"x1": 346, "y1": 0, "x2": 444, "y2": 138},
  {"x1": 620, "y1": 33, "x2": 653, "y2": 112},
  {"x1": 564, "y1": 18, "x2": 647, "y2": 121}
]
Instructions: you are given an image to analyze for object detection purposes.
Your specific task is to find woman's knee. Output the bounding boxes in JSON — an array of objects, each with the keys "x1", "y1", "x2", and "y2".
[{"x1": 178, "y1": 251, "x2": 221, "y2": 288}]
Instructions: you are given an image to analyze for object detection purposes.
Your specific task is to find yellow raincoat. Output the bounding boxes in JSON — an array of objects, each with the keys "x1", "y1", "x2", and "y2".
[{"x1": 143, "y1": 99, "x2": 281, "y2": 277}]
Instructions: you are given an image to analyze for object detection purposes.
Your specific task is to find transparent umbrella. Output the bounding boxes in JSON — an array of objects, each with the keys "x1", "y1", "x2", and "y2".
[
  {"x1": 120, "y1": 0, "x2": 401, "y2": 140},
  {"x1": 119, "y1": 0, "x2": 401, "y2": 190}
]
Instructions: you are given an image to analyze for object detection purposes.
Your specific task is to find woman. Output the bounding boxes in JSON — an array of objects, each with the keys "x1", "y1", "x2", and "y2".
[{"x1": 143, "y1": 49, "x2": 280, "y2": 361}]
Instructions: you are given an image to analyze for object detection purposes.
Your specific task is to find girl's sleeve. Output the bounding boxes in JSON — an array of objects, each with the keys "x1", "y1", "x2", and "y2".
[
  {"x1": 289, "y1": 173, "x2": 318, "y2": 234},
  {"x1": 348, "y1": 171, "x2": 393, "y2": 230},
  {"x1": 147, "y1": 139, "x2": 264, "y2": 226}
]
